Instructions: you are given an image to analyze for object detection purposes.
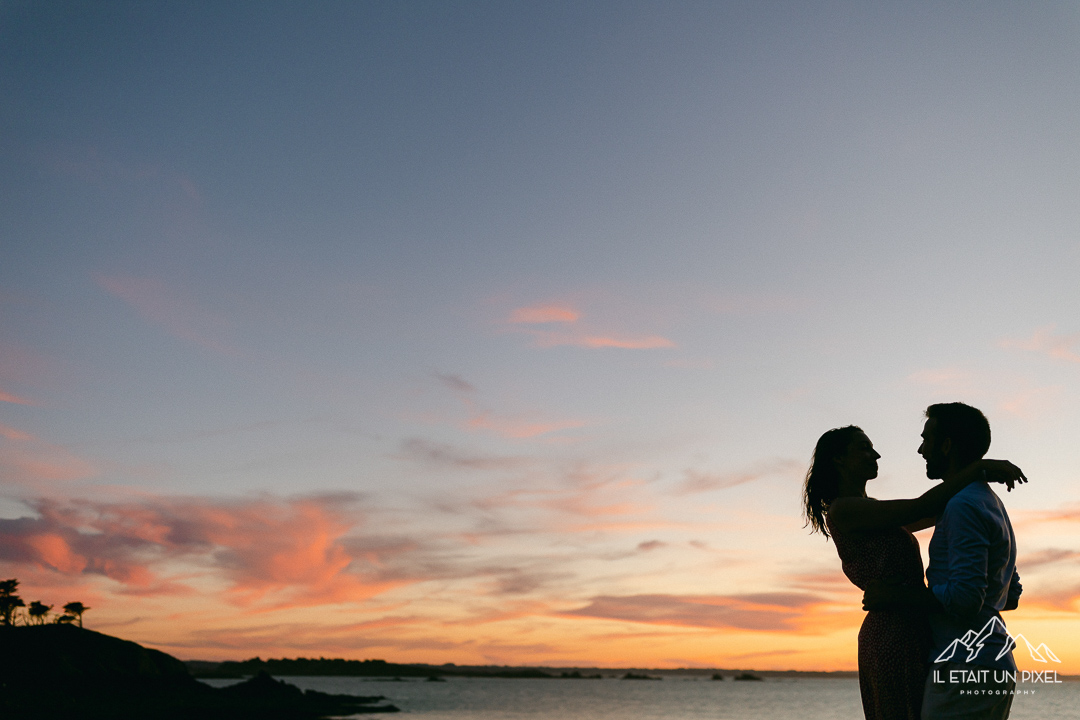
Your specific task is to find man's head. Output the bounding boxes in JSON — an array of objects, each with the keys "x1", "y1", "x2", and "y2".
[{"x1": 919, "y1": 402, "x2": 991, "y2": 479}]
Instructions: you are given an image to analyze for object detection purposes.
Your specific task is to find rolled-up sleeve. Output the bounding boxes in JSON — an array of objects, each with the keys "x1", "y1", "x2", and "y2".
[{"x1": 929, "y1": 501, "x2": 991, "y2": 620}]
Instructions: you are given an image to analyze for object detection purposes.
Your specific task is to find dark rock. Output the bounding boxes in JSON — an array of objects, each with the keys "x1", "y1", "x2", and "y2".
[
  {"x1": 0, "y1": 625, "x2": 398, "y2": 719},
  {"x1": 733, "y1": 672, "x2": 763, "y2": 681}
]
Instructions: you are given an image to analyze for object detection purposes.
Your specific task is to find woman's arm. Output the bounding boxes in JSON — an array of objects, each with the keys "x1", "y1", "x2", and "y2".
[
  {"x1": 828, "y1": 459, "x2": 1025, "y2": 535},
  {"x1": 903, "y1": 516, "x2": 937, "y2": 533}
]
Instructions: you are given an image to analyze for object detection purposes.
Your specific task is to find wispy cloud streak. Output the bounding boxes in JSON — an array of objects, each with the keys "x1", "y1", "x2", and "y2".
[
  {"x1": 673, "y1": 460, "x2": 800, "y2": 496},
  {"x1": 562, "y1": 592, "x2": 828, "y2": 632},
  {"x1": 1001, "y1": 325, "x2": 1080, "y2": 363},
  {"x1": 432, "y1": 371, "x2": 585, "y2": 439},
  {"x1": 97, "y1": 274, "x2": 239, "y2": 357},
  {"x1": 0, "y1": 388, "x2": 35, "y2": 405},
  {"x1": 505, "y1": 302, "x2": 675, "y2": 350}
]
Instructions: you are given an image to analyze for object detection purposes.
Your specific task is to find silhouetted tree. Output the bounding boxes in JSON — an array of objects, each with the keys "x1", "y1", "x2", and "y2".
[
  {"x1": 56, "y1": 614, "x2": 76, "y2": 624},
  {"x1": 28, "y1": 600, "x2": 53, "y2": 625},
  {"x1": 63, "y1": 601, "x2": 89, "y2": 628},
  {"x1": 0, "y1": 578, "x2": 25, "y2": 626}
]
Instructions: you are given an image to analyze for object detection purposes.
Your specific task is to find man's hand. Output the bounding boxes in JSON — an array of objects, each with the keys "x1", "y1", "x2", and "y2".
[
  {"x1": 979, "y1": 459, "x2": 1027, "y2": 492},
  {"x1": 862, "y1": 578, "x2": 940, "y2": 611}
]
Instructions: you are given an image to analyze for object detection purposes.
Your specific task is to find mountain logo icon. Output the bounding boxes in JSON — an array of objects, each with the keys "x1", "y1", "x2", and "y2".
[{"x1": 934, "y1": 617, "x2": 1062, "y2": 664}]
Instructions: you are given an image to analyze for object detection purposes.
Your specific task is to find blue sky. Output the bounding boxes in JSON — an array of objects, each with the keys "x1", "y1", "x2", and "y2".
[{"x1": 3, "y1": 1, "x2": 1080, "y2": 669}]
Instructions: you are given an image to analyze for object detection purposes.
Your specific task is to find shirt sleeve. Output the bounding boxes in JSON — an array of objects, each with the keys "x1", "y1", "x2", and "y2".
[{"x1": 929, "y1": 500, "x2": 991, "y2": 620}]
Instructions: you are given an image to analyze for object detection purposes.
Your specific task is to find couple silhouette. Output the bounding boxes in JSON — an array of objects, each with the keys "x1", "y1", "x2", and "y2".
[{"x1": 804, "y1": 402, "x2": 1024, "y2": 720}]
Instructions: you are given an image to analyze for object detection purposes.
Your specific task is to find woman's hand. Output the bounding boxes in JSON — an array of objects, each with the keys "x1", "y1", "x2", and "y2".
[{"x1": 978, "y1": 459, "x2": 1027, "y2": 492}]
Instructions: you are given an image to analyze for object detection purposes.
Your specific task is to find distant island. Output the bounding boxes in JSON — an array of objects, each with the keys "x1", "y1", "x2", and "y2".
[
  {"x1": 186, "y1": 656, "x2": 860, "y2": 681},
  {"x1": 0, "y1": 624, "x2": 399, "y2": 719}
]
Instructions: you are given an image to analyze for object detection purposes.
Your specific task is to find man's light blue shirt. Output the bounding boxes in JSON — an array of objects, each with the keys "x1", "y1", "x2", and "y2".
[{"x1": 926, "y1": 481, "x2": 1022, "y2": 671}]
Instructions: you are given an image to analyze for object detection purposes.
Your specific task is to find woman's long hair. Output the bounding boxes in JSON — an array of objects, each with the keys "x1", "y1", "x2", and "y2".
[{"x1": 803, "y1": 425, "x2": 863, "y2": 539}]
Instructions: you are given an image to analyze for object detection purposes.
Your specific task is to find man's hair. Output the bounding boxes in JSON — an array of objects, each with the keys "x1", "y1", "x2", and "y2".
[{"x1": 925, "y1": 402, "x2": 991, "y2": 465}]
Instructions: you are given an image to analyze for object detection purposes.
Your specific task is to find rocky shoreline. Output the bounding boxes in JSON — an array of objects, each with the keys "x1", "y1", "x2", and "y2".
[{"x1": 0, "y1": 625, "x2": 399, "y2": 719}]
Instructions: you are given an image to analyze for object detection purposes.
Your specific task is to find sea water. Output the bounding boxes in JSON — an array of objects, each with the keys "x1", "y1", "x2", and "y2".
[{"x1": 201, "y1": 675, "x2": 1080, "y2": 719}]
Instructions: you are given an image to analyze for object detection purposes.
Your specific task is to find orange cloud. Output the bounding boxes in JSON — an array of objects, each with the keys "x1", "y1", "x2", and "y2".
[
  {"x1": 0, "y1": 494, "x2": 411, "y2": 608},
  {"x1": 96, "y1": 274, "x2": 238, "y2": 356},
  {"x1": 24, "y1": 533, "x2": 85, "y2": 574},
  {"x1": 509, "y1": 304, "x2": 580, "y2": 324},
  {"x1": 1001, "y1": 324, "x2": 1080, "y2": 363}
]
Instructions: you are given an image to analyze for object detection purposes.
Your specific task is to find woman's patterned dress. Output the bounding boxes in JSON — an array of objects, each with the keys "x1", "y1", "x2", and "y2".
[{"x1": 826, "y1": 515, "x2": 932, "y2": 720}]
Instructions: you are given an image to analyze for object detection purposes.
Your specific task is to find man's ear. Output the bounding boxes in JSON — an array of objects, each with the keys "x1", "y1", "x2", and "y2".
[{"x1": 940, "y1": 437, "x2": 952, "y2": 458}]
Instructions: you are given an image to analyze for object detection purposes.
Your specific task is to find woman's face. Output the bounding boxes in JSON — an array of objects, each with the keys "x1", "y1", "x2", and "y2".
[{"x1": 834, "y1": 432, "x2": 881, "y2": 481}]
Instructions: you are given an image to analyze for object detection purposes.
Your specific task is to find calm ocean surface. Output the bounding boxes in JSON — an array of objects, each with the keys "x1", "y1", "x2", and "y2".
[{"x1": 202, "y1": 675, "x2": 1080, "y2": 719}]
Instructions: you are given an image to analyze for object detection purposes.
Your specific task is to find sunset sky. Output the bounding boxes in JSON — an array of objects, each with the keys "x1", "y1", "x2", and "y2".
[{"x1": 3, "y1": 1, "x2": 1080, "y2": 672}]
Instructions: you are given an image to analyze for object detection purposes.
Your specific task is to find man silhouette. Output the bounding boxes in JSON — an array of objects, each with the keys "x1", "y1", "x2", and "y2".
[
  {"x1": 867, "y1": 403, "x2": 1021, "y2": 719},
  {"x1": 918, "y1": 403, "x2": 1021, "y2": 719}
]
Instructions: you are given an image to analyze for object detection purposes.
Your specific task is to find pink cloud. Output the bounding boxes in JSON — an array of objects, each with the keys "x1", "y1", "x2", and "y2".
[
  {"x1": 907, "y1": 367, "x2": 977, "y2": 392},
  {"x1": 509, "y1": 304, "x2": 580, "y2": 324},
  {"x1": 0, "y1": 427, "x2": 97, "y2": 486},
  {"x1": 503, "y1": 302, "x2": 674, "y2": 350},
  {"x1": 1001, "y1": 325, "x2": 1080, "y2": 363},
  {"x1": 674, "y1": 459, "x2": 800, "y2": 495},
  {"x1": 0, "y1": 423, "x2": 34, "y2": 441},
  {"x1": 998, "y1": 385, "x2": 1062, "y2": 419},
  {"x1": 528, "y1": 330, "x2": 675, "y2": 350},
  {"x1": 562, "y1": 592, "x2": 828, "y2": 632},
  {"x1": 466, "y1": 413, "x2": 586, "y2": 439},
  {"x1": 1020, "y1": 504, "x2": 1080, "y2": 524},
  {"x1": 397, "y1": 438, "x2": 530, "y2": 470},
  {"x1": 96, "y1": 274, "x2": 238, "y2": 357},
  {"x1": 432, "y1": 373, "x2": 586, "y2": 439},
  {"x1": 1017, "y1": 548, "x2": 1080, "y2": 570},
  {"x1": 0, "y1": 388, "x2": 35, "y2": 405},
  {"x1": 0, "y1": 342, "x2": 55, "y2": 390},
  {"x1": 469, "y1": 467, "x2": 663, "y2": 535}
]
